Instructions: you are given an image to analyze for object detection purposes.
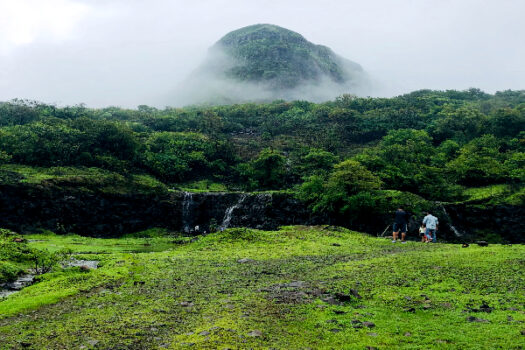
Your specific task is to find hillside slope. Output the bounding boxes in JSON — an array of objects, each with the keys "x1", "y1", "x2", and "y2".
[
  {"x1": 214, "y1": 24, "x2": 364, "y2": 88},
  {"x1": 175, "y1": 24, "x2": 370, "y2": 105}
]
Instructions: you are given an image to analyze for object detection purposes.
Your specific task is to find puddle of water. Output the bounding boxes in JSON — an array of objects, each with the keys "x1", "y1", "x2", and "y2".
[
  {"x1": 62, "y1": 259, "x2": 99, "y2": 269},
  {"x1": 0, "y1": 290, "x2": 17, "y2": 298}
]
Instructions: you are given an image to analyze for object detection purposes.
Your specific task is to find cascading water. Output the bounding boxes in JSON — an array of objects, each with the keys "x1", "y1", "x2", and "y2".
[
  {"x1": 182, "y1": 192, "x2": 194, "y2": 233},
  {"x1": 220, "y1": 194, "x2": 247, "y2": 230},
  {"x1": 440, "y1": 205, "x2": 463, "y2": 238}
]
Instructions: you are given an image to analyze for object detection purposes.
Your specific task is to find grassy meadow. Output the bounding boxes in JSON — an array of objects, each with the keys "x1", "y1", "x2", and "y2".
[{"x1": 0, "y1": 227, "x2": 523, "y2": 349}]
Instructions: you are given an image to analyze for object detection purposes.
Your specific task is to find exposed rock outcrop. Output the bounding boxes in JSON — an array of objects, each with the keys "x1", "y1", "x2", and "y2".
[
  {"x1": 0, "y1": 183, "x2": 521, "y2": 242},
  {"x1": 443, "y1": 203, "x2": 525, "y2": 243},
  {"x1": 0, "y1": 184, "x2": 323, "y2": 236}
]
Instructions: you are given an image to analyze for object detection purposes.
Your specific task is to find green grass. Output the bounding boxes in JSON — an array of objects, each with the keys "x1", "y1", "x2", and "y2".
[
  {"x1": 0, "y1": 164, "x2": 168, "y2": 194},
  {"x1": 0, "y1": 164, "x2": 113, "y2": 184},
  {"x1": 0, "y1": 226, "x2": 523, "y2": 349},
  {"x1": 178, "y1": 179, "x2": 229, "y2": 192},
  {"x1": 0, "y1": 229, "x2": 34, "y2": 283},
  {"x1": 460, "y1": 184, "x2": 524, "y2": 206},
  {"x1": 0, "y1": 231, "x2": 179, "y2": 318},
  {"x1": 24, "y1": 231, "x2": 179, "y2": 254}
]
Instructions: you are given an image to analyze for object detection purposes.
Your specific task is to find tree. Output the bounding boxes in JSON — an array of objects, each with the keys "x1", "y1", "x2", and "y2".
[
  {"x1": 489, "y1": 107, "x2": 525, "y2": 138},
  {"x1": 326, "y1": 159, "x2": 383, "y2": 196},
  {"x1": 447, "y1": 135, "x2": 506, "y2": 185},
  {"x1": 504, "y1": 152, "x2": 525, "y2": 182},
  {"x1": 0, "y1": 99, "x2": 43, "y2": 126},
  {"x1": 248, "y1": 148, "x2": 286, "y2": 189},
  {"x1": 143, "y1": 132, "x2": 211, "y2": 182},
  {"x1": 299, "y1": 159, "x2": 382, "y2": 215},
  {"x1": 29, "y1": 248, "x2": 72, "y2": 275},
  {"x1": 297, "y1": 149, "x2": 337, "y2": 176},
  {"x1": 368, "y1": 129, "x2": 435, "y2": 192},
  {"x1": 429, "y1": 106, "x2": 487, "y2": 143}
]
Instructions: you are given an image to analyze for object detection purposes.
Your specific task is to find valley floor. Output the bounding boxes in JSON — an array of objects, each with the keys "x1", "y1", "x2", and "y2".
[{"x1": 0, "y1": 227, "x2": 524, "y2": 349}]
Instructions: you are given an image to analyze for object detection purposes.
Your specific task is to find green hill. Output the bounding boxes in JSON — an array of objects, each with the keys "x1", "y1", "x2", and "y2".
[
  {"x1": 176, "y1": 24, "x2": 369, "y2": 104},
  {"x1": 214, "y1": 24, "x2": 363, "y2": 88}
]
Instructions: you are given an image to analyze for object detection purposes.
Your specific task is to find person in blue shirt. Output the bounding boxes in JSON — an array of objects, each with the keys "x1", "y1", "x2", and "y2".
[{"x1": 422, "y1": 212, "x2": 439, "y2": 243}]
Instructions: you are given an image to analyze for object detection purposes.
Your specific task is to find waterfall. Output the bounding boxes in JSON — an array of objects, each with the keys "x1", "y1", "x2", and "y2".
[
  {"x1": 220, "y1": 194, "x2": 247, "y2": 230},
  {"x1": 182, "y1": 192, "x2": 194, "y2": 233},
  {"x1": 440, "y1": 205, "x2": 462, "y2": 238}
]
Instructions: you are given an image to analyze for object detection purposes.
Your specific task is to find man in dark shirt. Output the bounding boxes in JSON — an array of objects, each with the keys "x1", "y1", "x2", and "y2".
[{"x1": 392, "y1": 207, "x2": 409, "y2": 243}]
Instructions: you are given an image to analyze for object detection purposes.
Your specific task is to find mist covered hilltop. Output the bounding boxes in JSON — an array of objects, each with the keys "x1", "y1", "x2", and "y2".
[{"x1": 174, "y1": 24, "x2": 371, "y2": 105}]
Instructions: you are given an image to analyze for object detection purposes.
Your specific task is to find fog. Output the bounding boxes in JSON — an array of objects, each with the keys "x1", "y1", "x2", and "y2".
[
  {"x1": 174, "y1": 72, "x2": 372, "y2": 106},
  {"x1": 172, "y1": 37, "x2": 373, "y2": 105},
  {"x1": 0, "y1": 0, "x2": 524, "y2": 108}
]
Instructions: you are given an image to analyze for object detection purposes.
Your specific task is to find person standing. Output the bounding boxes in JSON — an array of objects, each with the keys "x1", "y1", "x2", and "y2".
[
  {"x1": 419, "y1": 224, "x2": 428, "y2": 243},
  {"x1": 422, "y1": 212, "x2": 439, "y2": 243},
  {"x1": 392, "y1": 207, "x2": 409, "y2": 243}
]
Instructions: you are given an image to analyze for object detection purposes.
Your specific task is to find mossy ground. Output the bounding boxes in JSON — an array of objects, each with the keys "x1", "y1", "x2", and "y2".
[
  {"x1": 460, "y1": 184, "x2": 525, "y2": 206},
  {"x1": 0, "y1": 227, "x2": 523, "y2": 349},
  {"x1": 178, "y1": 180, "x2": 229, "y2": 192},
  {"x1": 0, "y1": 165, "x2": 167, "y2": 194}
]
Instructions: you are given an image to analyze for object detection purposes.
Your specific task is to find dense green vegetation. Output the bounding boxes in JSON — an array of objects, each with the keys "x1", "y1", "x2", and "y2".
[
  {"x1": 0, "y1": 227, "x2": 523, "y2": 348},
  {"x1": 0, "y1": 89, "x2": 523, "y2": 219}
]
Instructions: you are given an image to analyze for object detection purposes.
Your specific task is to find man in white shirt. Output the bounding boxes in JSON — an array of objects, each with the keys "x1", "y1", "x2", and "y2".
[{"x1": 422, "y1": 212, "x2": 439, "y2": 243}]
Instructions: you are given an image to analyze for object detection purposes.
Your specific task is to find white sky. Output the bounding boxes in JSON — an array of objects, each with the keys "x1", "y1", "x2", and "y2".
[{"x1": 0, "y1": 0, "x2": 524, "y2": 107}]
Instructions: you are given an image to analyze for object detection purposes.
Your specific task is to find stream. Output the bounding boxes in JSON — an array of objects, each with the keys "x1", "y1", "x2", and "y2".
[
  {"x1": 0, "y1": 274, "x2": 35, "y2": 298},
  {"x1": 0, "y1": 259, "x2": 98, "y2": 299}
]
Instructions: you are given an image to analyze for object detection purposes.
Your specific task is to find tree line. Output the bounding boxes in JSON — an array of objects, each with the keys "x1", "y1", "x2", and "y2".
[{"x1": 0, "y1": 89, "x2": 523, "y2": 220}]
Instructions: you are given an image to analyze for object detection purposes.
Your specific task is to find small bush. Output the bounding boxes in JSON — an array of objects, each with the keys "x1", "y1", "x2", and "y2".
[{"x1": 0, "y1": 261, "x2": 24, "y2": 283}]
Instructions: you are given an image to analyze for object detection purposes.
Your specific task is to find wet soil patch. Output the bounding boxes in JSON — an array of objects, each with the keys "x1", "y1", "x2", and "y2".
[{"x1": 260, "y1": 281, "x2": 326, "y2": 304}]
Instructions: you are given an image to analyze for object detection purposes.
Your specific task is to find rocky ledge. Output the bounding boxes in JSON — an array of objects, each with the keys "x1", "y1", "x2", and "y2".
[{"x1": 0, "y1": 183, "x2": 522, "y2": 242}]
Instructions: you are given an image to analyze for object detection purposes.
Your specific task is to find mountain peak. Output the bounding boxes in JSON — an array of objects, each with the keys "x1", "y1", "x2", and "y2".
[{"x1": 174, "y1": 24, "x2": 369, "y2": 105}]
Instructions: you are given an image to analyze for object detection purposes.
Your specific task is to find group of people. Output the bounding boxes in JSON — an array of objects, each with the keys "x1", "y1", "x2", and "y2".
[{"x1": 392, "y1": 207, "x2": 439, "y2": 243}]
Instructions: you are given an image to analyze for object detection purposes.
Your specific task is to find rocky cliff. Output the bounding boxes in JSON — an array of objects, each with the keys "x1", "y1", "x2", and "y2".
[
  {"x1": 0, "y1": 184, "x2": 323, "y2": 236},
  {"x1": 444, "y1": 203, "x2": 524, "y2": 243},
  {"x1": 0, "y1": 183, "x2": 522, "y2": 242}
]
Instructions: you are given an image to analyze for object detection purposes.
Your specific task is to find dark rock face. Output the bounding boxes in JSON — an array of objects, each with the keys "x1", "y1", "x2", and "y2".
[
  {"x1": 361, "y1": 203, "x2": 524, "y2": 243},
  {"x1": 443, "y1": 204, "x2": 525, "y2": 243},
  {"x1": 0, "y1": 183, "x2": 177, "y2": 236},
  {"x1": 174, "y1": 191, "x2": 325, "y2": 234},
  {"x1": 0, "y1": 183, "x2": 522, "y2": 242},
  {"x1": 0, "y1": 184, "x2": 324, "y2": 236}
]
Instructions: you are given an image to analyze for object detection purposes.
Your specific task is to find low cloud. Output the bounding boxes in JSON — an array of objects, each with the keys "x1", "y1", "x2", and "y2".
[
  {"x1": 0, "y1": 0, "x2": 523, "y2": 107},
  {"x1": 173, "y1": 61, "x2": 373, "y2": 107}
]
